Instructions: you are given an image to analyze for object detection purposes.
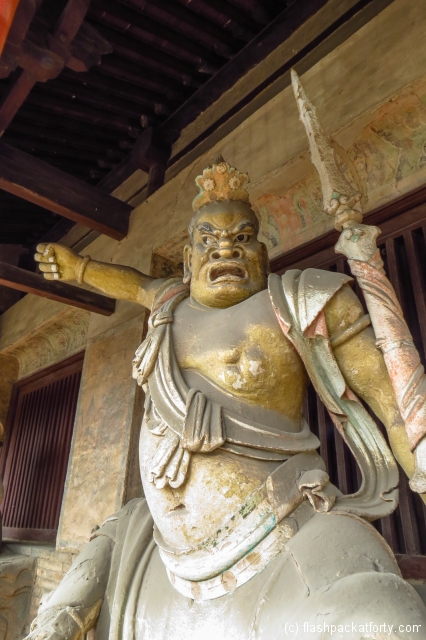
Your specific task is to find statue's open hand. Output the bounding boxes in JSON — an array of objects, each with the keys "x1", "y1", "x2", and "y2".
[
  {"x1": 25, "y1": 606, "x2": 83, "y2": 640},
  {"x1": 335, "y1": 223, "x2": 381, "y2": 263},
  {"x1": 35, "y1": 244, "x2": 82, "y2": 282}
]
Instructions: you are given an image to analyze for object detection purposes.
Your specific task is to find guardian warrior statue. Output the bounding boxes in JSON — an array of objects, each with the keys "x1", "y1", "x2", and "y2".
[{"x1": 28, "y1": 72, "x2": 426, "y2": 639}]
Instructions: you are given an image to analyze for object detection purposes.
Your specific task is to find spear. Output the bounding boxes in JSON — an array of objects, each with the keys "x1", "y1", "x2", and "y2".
[
  {"x1": 291, "y1": 69, "x2": 363, "y2": 231},
  {"x1": 291, "y1": 68, "x2": 426, "y2": 495}
]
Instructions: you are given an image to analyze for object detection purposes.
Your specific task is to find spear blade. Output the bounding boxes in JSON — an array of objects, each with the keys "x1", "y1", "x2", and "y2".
[{"x1": 291, "y1": 69, "x2": 361, "y2": 219}]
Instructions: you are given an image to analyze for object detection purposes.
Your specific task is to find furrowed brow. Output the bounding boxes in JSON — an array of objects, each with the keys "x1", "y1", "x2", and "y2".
[
  {"x1": 233, "y1": 221, "x2": 256, "y2": 233},
  {"x1": 197, "y1": 222, "x2": 215, "y2": 234}
]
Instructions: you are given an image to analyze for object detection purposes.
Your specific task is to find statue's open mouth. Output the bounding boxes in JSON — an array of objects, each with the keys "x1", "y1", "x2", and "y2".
[{"x1": 208, "y1": 262, "x2": 247, "y2": 283}]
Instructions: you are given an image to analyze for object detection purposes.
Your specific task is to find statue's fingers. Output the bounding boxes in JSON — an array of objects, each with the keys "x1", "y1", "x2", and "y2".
[
  {"x1": 36, "y1": 243, "x2": 48, "y2": 253},
  {"x1": 34, "y1": 252, "x2": 48, "y2": 263},
  {"x1": 39, "y1": 263, "x2": 58, "y2": 273},
  {"x1": 43, "y1": 273, "x2": 60, "y2": 281},
  {"x1": 41, "y1": 244, "x2": 55, "y2": 259}
]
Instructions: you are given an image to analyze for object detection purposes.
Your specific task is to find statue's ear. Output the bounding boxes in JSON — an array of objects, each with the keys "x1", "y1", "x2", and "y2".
[
  {"x1": 183, "y1": 244, "x2": 192, "y2": 284},
  {"x1": 261, "y1": 242, "x2": 271, "y2": 276}
]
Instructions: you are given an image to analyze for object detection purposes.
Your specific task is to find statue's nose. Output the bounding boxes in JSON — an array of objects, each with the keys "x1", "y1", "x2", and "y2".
[
  {"x1": 218, "y1": 246, "x2": 233, "y2": 258},
  {"x1": 211, "y1": 243, "x2": 242, "y2": 259}
]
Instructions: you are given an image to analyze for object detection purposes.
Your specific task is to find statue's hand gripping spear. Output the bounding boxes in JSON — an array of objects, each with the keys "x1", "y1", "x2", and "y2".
[{"x1": 292, "y1": 70, "x2": 426, "y2": 494}]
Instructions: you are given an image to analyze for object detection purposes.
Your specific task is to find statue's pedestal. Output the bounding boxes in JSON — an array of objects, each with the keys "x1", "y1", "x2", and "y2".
[{"x1": 0, "y1": 549, "x2": 35, "y2": 640}]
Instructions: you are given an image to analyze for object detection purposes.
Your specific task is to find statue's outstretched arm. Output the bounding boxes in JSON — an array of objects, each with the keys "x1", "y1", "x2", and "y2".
[
  {"x1": 324, "y1": 285, "x2": 418, "y2": 487},
  {"x1": 25, "y1": 532, "x2": 114, "y2": 640},
  {"x1": 34, "y1": 242, "x2": 166, "y2": 309}
]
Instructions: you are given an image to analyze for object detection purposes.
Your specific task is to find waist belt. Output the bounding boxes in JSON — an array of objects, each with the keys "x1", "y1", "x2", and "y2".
[{"x1": 155, "y1": 450, "x2": 339, "y2": 601}]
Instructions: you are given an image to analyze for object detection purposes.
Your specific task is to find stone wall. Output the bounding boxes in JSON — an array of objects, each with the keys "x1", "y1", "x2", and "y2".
[
  {"x1": 57, "y1": 313, "x2": 145, "y2": 551},
  {"x1": 0, "y1": 355, "x2": 18, "y2": 441}
]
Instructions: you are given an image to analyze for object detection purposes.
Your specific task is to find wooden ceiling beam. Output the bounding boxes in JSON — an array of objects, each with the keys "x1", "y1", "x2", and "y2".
[
  {"x1": 0, "y1": 262, "x2": 115, "y2": 315},
  {"x1": 61, "y1": 68, "x2": 175, "y2": 114},
  {"x1": 65, "y1": 20, "x2": 113, "y2": 72},
  {"x1": 88, "y1": 19, "x2": 211, "y2": 78},
  {"x1": 233, "y1": 0, "x2": 272, "y2": 23},
  {"x1": 124, "y1": 0, "x2": 240, "y2": 53},
  {"x1": 158, "y1": 0, "x2": 330, "y2": 146},
  {"x1": 88, "y1": 1, "x2": 221, "y2": 73},
  {"x1": 98, "y1": 125, "x2": 170, "y2": 195},
  {"x1": 25, "y1": 154, "x2": 107, "y2": 174},
  {"x1": 49, "y1": 0, "x2": 92, "y2": 57},
  {"x1": 98, "y1": 59, "x2": 183, "y2": 104},
  {"x1": 100, "y1": 0, "x2": 332, "y2": 191},
  {"x1": 160, "y1": 0, "x2": 393, "y2": 161},
  {"x1": 93, "y1": 54, "x2": 189, "y2": 97},
  {"x1": 5, "y1": 137, "x2": 114, "y2": 164},
  {"x1": 25, "y1": 92, "x2": 140, "y2": 132},
  {"x1": 1, "y1": 0, "x2": 34, "y2": 53},
  {"x1": 94, "y1": 27, "x2": 201, "y2": 88},
  {"x1": 91, "y1": 0, "x2": 226, "y2": 63},
  {"x1": 193, "y1": 0, "x2": 261, "y2": 33},
  {"x1": 0, "y1": 70, "x2": 37, "y2": 135},
  {"x1": 100, "y1": 0, "x2": 393, "y2": 195},
  {"x1": 5, "y1": 121, "x2": 124, "y2": 153},
  {"x1": 0, "y1": 0, "x2": 91, "y2": 134},
  {"x1": 0, "y1": 142, "x2": 131, "y2": 240},
  {"x1": 36, "y1": 79, "x2": 151, "y2": 120},
  {"x1": 0, "y1": 0, "x2": 113, "y2": 135},
  {"x1": 17, "y1": 106, "x2": 136, "y2": 139}
]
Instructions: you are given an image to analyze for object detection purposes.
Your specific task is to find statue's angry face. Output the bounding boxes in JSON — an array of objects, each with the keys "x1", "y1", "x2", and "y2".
[{"x1": 184, "y1": 201, "x2": 269, "y2": 308}]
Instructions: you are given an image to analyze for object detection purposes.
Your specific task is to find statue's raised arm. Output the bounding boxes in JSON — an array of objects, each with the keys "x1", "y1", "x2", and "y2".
[
  {"x1": 34, "y1": 242, "x2": 166, "y2": 309},
  {"x1": 292, "y1": 69, "x2": 426, "y2": 494}
]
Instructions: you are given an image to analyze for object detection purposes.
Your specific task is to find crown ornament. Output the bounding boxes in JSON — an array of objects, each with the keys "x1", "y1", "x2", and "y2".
[{"x1": 192, "y1": 156, "x2": 250, "y2": 211}]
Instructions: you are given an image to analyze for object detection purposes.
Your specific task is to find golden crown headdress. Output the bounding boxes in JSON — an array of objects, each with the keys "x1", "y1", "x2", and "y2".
[{"x1": 192, "y1": 157, "x2": 250, "y2": 212}]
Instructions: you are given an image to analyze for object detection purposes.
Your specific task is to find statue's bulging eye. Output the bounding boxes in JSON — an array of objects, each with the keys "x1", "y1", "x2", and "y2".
[
  {"x1": 236, "y1": 234, "x2": 249, "y2": 243},
  {"x1": 203, "y1": 236, "x2": 215, "y2": 245}
]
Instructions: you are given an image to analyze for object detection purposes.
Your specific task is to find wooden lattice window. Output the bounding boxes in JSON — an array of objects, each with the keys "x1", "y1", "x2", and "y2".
[
  {"x1": 1, "y1": 353, "x2": 83, "y2": 543},
  {"x1": 272, "y1": 194, "x2": 426, "y2": 580}
]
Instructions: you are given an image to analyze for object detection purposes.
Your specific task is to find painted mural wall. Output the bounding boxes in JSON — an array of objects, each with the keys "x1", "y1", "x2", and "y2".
[{"x1": 254, "y1": 75, "x2": 426, "y2": 257}]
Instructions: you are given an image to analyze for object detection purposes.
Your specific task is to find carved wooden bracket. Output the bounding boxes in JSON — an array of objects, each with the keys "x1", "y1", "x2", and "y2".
[
  {"x1": 98, "y1": 126, "x2": 172, "y2": 196},
  {"x1": 131, "y1": 127, "x2": 171, "y2": 197},
  {"x1": 0, "y1": 0, "x2": 112, "y2": 134}
]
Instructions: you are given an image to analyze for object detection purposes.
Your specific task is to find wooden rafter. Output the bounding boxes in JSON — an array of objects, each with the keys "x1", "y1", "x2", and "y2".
[
  {"x1": 158, "y1": 0, "x2": 331, "y2": 146},
  {"x1": 0, "y1": 0, "x2": 112, "y2": 135},
  {"x1": 98, "y1": 126, "x2": 170, "y2": 196},
  {"x1": 0, "y1": 262, "x2": 115, "y2": 315},
  {"x1": 100, "y1": 0, "x2": 396, "y2": 194},
  {"x1": 0, "y1": 141, "x2": 131, "y2": 239}
]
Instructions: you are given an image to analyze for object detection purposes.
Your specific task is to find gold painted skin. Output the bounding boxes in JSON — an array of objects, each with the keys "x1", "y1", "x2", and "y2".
[
  {"x1": 173, "y1": 293, "x2": 308, "y2": 423},
  {"x1": 35, "y1": 203, "x2": 424, "y2": 547}
]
